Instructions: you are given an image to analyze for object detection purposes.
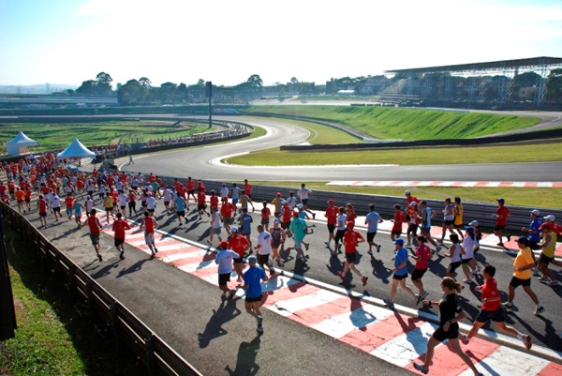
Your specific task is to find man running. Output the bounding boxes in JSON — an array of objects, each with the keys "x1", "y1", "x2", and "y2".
[
  {"x1": 289, "y1": 212, "x2": 309, "y2": 263},
  {"x1": 255, "y1": 225, "x2": 275, "y2": 277},
  {"x1": 410, "y1": 235, "x2": 432, "y2": 304},
  {"x1": 140, "y1": 211, "x2": 159, "y2": 258},
  {"x1": 537, "y1": 224, "x2": 561, "y2": 287},
  {"x1": 325, "y1": 199, "x2": 339, "y2": 249},
  {"x1": 220, "y1": 198, "x2": 235, "y2": 234},
  {"x1": 215, "y1": 241, "x2": 239, "y2": 301},
  {"x1": 242, "y1": 256, "x2": 268, "y2": 333},
  {"x1": 243, "y1": 179, "x2": 255, "y2": 212},
  {"x1": 418, "y1": 201, "x2": 442, "y2": 253},
  {"x1": 228, "y1": 227, "x2": 250, "y2": 283},
  {"x1": 269, "y1": 218, "x2": 286, "y2": 267},
  {"x1": 337, "y1": 221, "x2": 368, "y2": 286},
  {"x1": 439, "y1": 197, "x2": 455, "y2": 243},
  {"x1": 493, "y1": 198, "x2": 511, "y2": 247},
  {"x1": 112, "y1": 212, "x2": 131, "y2": 260},
  {"x1": 239, "y1": 208, "x2": 253, "y2": 251},
  {"x1": 83, "y1": 208, "x2": 103, "y2": 262},
  {"x1": 207, "y1": 207, "x2": 223, "y2": 246},
  {"x1": 365, "y1": 203, "x2": 383, "y2": 256},
  {"x1": 297, "y1": 183, "x2": 315, "y2": 219},
  {"x1": 384, "y1": 238, "x2": 417, "y2": 307}
]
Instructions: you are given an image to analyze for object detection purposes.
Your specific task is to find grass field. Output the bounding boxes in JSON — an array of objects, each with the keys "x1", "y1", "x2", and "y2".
[
  {"x1": 249, "y1": 182, "x2": 562, "y2": 209},
  {"x1": 0, "y1": 227, "x2": 145, "y2": 375},
  {"x1": 227, "y1": 140, "x2": 562, "y2": 166},
  {"x1": 243, "y1": 106, "x2": 541, "y2": 140}
]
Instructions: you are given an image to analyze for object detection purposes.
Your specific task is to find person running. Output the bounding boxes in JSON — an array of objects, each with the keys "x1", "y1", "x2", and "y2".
[
  {"x1": 271, "y1": 192, "x2": 283, "y2": 218},
  {"x1": 255, "y1": 225, "x2": 275, "y2": 277},
  {"x1": 128, "y1": 190, "x2": 138, "y2": 217},
  {"x1": 186, "y1": 177, "x2": 196, "y2": 204},
  {"x1": 289, "y1": 212, "x2": 309, "y2": 262},
  {"x1": 73, "y1": 196, "x2": 84, "y2": 228},
  {"x1": 522, "y1": 209, "x2": 543, "y2": 275},
  {"x1": 537, "y1": 224, "x2": 561, "y2": 287},
  {"x1": 112, "y1": 212, "x2": 131, "y2": 260},
  {"x1": 243, "y1": 179, "x2": 255, "y2": 212},
  {"x1": 104, "y1": 193, "x2": 115, "y2": 223},
  {"x1": 228, "y1": 227, "x2": 250, "y2": 283},
  {"x1": 365, "y1": 203, "x2": 383, "y2": 256},
  {"x1": 209, "y1": 190, "x2": 219, "y2": 213},
  {"x1": 65, "y1": 192, "x2": 74, "y2": 220},
  {"x1": 384, "y1": 238, "x2": 417, "y2": 307},
  {"x1": 239, "y1": 207, "x2": 253, "y2": 251},
  {"x1": 260, "y1": 201, "x2": 271, "y2": 231},
  {"x1": 117, "y1": 190, "x2": 128, "y2": 218},
  {"x1": 24, "y1": 186, "x2": 32, "y2": 212},
  {"x1": 418, "y1": 201, "x2": 442, "y2": 253},
  {"x1": 286, "y1": 191, "x2": 298, "y2": 211},
  {"x1": 325, "y1": 199, "x2": 339, "y2": 249},
  {"x1": 439, "y1": 197, "x2": 455, "y2": 243},
  {"x1": 83, "y1": 209, "x2": 103, "y2": 262},
  {"x1": 175, "y1": 192, "x2": 187, "y2": 225},
  {"x1": 460, "y1": 265, "x2": 532, "y2": 351},
  {"x1": 502, "y1": 237, "x2": 545, "y2": 315},
  {"x1": 220, "y1": 183, "x2": 229, "y2": 204},
  {"x1": 460, "y1": 227, "x2": 478, "y2": 284},
  {"x1": 333, "y1": 207, "x2": 347, "y2": 255},
  {"x1": 215, "y1": 241, "x2": 239, "y2": 301},
  {"x1": 414, "y1": 277, "x2": 482, "y2": 376},
  {"x1": 297, "y1": 183, "x2": 315, "y2": 219},
  {"x1": 242, "y1": 256, "x2": 268, "y2": 333},
  {"x1": 51, "y1": 192, "x2": 62, "y2": 222},
  {"x1": 406, "y1": 202, "x2": 419, "y2": 248},
  {"x1": 197, "y1": 187, "x2": 210, "y2": 219},
  {"x1": 269, "y1": 218, "x2": 286, "y2": 267},
  {"x1": 231, "y1": 183, "x2": 241, "y2": 212},
  {"x1": 445, "y1": 234, "x2": 464, "y2": 279},
  {"x1": 220, "y1": 198, "x2": 235, "y2": 234},
  {"x1": 493, "y1": 198, "x2": 511, "y2": 247},
  {"x1": 207, "y1": 207, "x2": 223, "y2": 246},
  {"x1": 85, "y1": 195, "x2": 94, "y2": 217},
  {"x1": 15, "y1": 187, "x2": 25, "y2": 213},
  {"x1": 163, "y1": 185, "x2": 173, "y2": 213},
  {"x1": 140, "y1": 211, "x2": 159, "y2": 258},
  {"x1": 146, "y1": 192, "x2": 157, "y2": 214},
  {"x1": 280, "y1": 200, "x2": 293, "y2": 238},
  {"x1": 410, "y1": 235, "x2": 432, "y2": 304},
  {"x1": 337, "y1": 221, "x2": 368, "y2": 286},
  {"x1": 37, "y1": 194, "x2": 48, "y2": 228},
  {"x1": 453, "y1": 196, "x2": 464, "y2": 239},
  {"x1": 404, "y1": 190, "x2": 420, "y2": 205}
]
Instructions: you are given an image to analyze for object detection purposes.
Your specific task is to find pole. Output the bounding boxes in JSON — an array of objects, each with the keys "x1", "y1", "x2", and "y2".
[
  {"x1": 206, "y1": 81, "x2": 212, "y2": 129},
  {"x1": 0, "y1": 212, "x2": 17, "y2": 340}
]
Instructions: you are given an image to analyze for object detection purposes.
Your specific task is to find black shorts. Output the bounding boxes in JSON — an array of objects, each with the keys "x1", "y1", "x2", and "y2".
[
  {"x1": 39, "y1": 211, "x2": 47, "y2": 217},
  {"x1": 345, "y1": 252, "x2": 356, "y2": 263},
  {"x1": 261, "y1": 219, "x2": 270, "y2": 225},
  {"x1": 90, "y1": 233, "x2": 100, "y2": 245},
  {"x1": 105, "y1": 207, "x2": 113, "y2": 213},
  {"x1": 529, "y1": 241, "x2": 541, "y2": 250},
  {"x1": 245, "y1": 295, "x2": 262, "y2": 303},
  {"x1": 539, "y1": 253, "x2": 553, "y2": 265},
  {"x1": 327, "y1": 224, "x2": 335, "y2": 234},
  {"x1": 420, "y1": 227, "x2": 431, "y2": 235},
  {"x1": 443, "y1": 220, "x2": 454, "y2": 226},
  {"x1": 177, "y1": 210, "x2": 185, "y2": 217},
  {"x1": 218, "y1": 273, "x2": 231, "y2": 286},
  {"x1": 258, "y1": 254, "x2": 270, "y2": 265},
  {"x1": 407, "y1": 224, "x2": 418, "y2": 234},
  {"x1": 198, "y1": 204, "x2": 206, "y2": 211},
  {"x1": 188, "y1": 189, "x2": 195, "y2": 195},
  {"x1": 115, "y1": 238, "x2": 124, "y2": 247},
  {"x1": 432, "y1": 324, "x2": 459, "y2": 342},
  {"x1": 393, "y1": 273, "x2": 408, "y2": 280},
  {"x1": 495, "y1": 225, "x2": 505, "y2": 232},
  {"x1": 281, "y1": 221, "x2": 290, "y2": 230},
  {"x1": 461, "y1": 257, "x2": 473, "y2": 264},
  {"x1": 233, "y1": 256, "x2": 244, "y2": 264},
  {"x1": 448, "y1": 261, "x2": 462, "y2": 274},
  {"x1": 334, "y1": 229, "x2": 346, "y2": 243},
  {"x1": 391, "y1": 230, "x2": 402, "y2": 236},
  {"x1": 509, "y1": 276, "x2": 531, "y2": 288},
  {"x1": 367, "y1": 231, "x2": 377, "y2": 242},
  {"x1": 25, "y1": 198, "x2": 31, "y2": 203},
  {"x1": 411, "y1": 268, "x2": 427, "y2": 281},
  {"x1": 476, "y1": 307, "x2": 505, "y2": 323},
  {"x1": 120, "y1": 206, "x2": 126, "y2": 211},
  {"x1": 301, "y1": 199, "x2": 308, "y2": 205},
  {"x1": 147, "y1": 208, "x2": 155, "y2": 213},
  {"x1": 53, "y1": 207, "x2": 61, "y2": 213}
]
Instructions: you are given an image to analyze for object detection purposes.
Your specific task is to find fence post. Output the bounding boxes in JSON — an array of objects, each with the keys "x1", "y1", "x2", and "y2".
[
  {"x1": 145, "y1": 332, "x2": 157, "y2": 376},
  {"x1": 86, "y1": 279, "x2": 96, "y2": 323}
]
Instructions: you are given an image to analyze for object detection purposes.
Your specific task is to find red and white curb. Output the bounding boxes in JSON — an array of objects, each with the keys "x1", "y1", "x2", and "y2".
[{"x1": 327, "y1": 181, "x2": 562, "y2": 188}]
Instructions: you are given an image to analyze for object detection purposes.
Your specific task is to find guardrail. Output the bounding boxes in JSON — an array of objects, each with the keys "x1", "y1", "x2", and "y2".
[
  {"x1": 0, "y1": 204, "x2": 201, "y2": 376},
  {"x1": 152, "y1": 176, "x2": 562, "y2": 232}
]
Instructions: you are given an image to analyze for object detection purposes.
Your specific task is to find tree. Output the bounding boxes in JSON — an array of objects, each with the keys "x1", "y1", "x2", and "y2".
[
  {"x1": 546, "y1": 68, "x2": 562, "y2": 102},
  {"x1": 96, "y1": 72, "x2": 113, "y2": 85},
  {"x1": 197, "y1": 79, "x2": 205, "y2": 87},
  {"x1": 139, "y1": 77, "x2": 152, "y2": 88},
  {"x1": 247, "y1": 74, "x2": 263, "y2": 89},
  {"x1": 76, "y1": 80, "x2": 97, "y2": 95}
]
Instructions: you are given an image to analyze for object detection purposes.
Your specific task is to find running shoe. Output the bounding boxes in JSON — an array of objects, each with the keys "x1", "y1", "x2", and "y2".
[
  {"x1": 435, "y1": 246, "x2": 442, "y2": 253},
  {"x1": 413, "y1": 363, "x2": 428, "y2": 374},
  {"x1": 532, "y1": 267, "x2": 541, "y2": 276},
  {"x1": 502, "y1": 302, "x2": 514, "y2": 310},
  {"x1": 257, "y1": 326, "x2": 264, "y2": 333},
  {"x1": 533, "y1": 306, "x2": 545, "y2": 316},
  {"x1": 228, "y1": 289, "x2": 236, "y2": 300},
  {"x1": 150, "y1": 253, "x2": 156, "y2": 259},
  {"x1": 419, "y1": 290, "x2": 429, "y2": 301},
  {"x1": 361, "y1": 276, "x2": 368, "y2": 286},
  {"x1": 305, "y1": 243, "x2": 309, "y2": 251},
  {"x1": 97, "y1": 254, "x2": 103, "y2": 262},
  {"x1": 463, "y1": 279, "x2": 474, "y2": 284},
  {"x1": 507, "y1": 234, "x2": 511, "y2": 242},
  {"x1": 460, "y1": 334, "x2": 469, "y2": 345},
  {"x1": 383, "y1": 298, "x2": 394, "y2": 308},
  {"x1": 257, "y1": 316, "x2": 263, "y2": 327},
  {"x1": 119, "y1": 250, "x2": 124, "y2": 260},
  {"x1": 405, "y1": 243, "x2": 411, "y2": 248},
  {"x1": 154, "y1": 248, "x2": 158, "y2": 253},
  {"x1": 497, "y1": 242, "x2": 504, "y2": 247},
  {"x1": 523, "y1": 335, "x2": 532, "y2": 350},
  {"x1": 337, "y1": 271, "x2": 344, "y2": 281},
  {"x1": 221, "y1": 294, "x2": 227, "y2": 301},
  {"x1": 367, "y1": 250, "x2": 373, "y2": 256},
  {"x1": 206, "y1": 240, "x2": 212, "y2": 245},
  {"x1": 547, "y1": 280, "x2": 562, "y2": 287},
  {"x1": 312, "y1": 213, "x2": 316, "y2": 220},
  {"x1": 376, "y1": 244, "x2": 381, "y2": 253}
]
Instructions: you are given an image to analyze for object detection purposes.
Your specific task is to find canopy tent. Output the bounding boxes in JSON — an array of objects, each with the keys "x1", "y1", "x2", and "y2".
[
  {"x1": 57, "y1": 138, "x2": 96, "y2": 160},
  {"x1": 6, "y1": 131, "x2": 38, "y2": 156}
]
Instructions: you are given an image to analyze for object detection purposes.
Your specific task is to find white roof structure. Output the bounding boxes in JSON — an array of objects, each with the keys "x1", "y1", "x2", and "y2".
[
  {"x1": 6, "y1": 131, "x2": 39, "y2": 156},
  {"x1": 57, "y1": 138, "x2": 96, "y2": 160}
]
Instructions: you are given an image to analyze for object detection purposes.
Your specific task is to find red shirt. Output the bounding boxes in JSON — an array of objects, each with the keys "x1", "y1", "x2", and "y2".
[
  {"x1": 415, "y1": 244, "x2": 431, "y2": 270},
  {"x1": 550, "y1": 222, "x2": 562, "y2": 236},
  {"x1": 65, "y1": 196, "x2": 74, "y2": 209},
  {"x1": 282, "y1": 205, "x2": 292, "y2": 223},
  {"x1": 392, "y1": 211, "x2": 406, "y2": 232},
  {"x1": 38, "y1": 199, "x2": 47, "y2": 213},
  {"x1": 197, "y1": 191, "x2": 206, "y2": 205},
  {"x1": 496, "y1": 206, "x2": 510, "y2": 226},
  {"x1": 221, "y1": 202, "x2": 235, "y2": 218},
  {"x1": 112, "y1": 219, "x2": 131, "y2": 239},
  {"x1": 244, "y1": 183, "x2": 252, "y2": 195},
  {"x1": 407, "y1": 196, "x2": 420, "y2": 205},
  {"x1": 143, "y1": 216, "x2": 156, "y2": 234},
  {"x1": 261, "y1": 207, "x2": 271, "y2": 220},
  {"x1": 24, "y1": 189, "x2": 32, "y2": 200},
  {"x1": 325, "y1": 205, "x2": 339, "y2": 225},
  {"x1": 343, "y1": 230, "x2": 363, "y2": 254},
  {"x1": 347, "y1": 210, "x2": 357, "y2": 223},
  {"x1": 229, "y1": 234, "x2": 249, "y2": 257},
  {"x1": 187, "y1": 180, "x2": 195, "y2": 190},
  {"x1": 210, "y1": 195, "x2": 219, "y2": 208},
  {"x1": 87, "y1": 216, "x2": 101, "y2": 235},
  {"x1": 481, "y1": 277, "x2": 501, "y2": 311},
  {"x1": 128, "y1": 192, "x2": 136, "y2": 202}
]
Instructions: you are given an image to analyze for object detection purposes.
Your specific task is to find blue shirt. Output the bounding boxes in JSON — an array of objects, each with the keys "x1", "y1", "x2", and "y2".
[
  {"x1": 176, "y1": 197, "x2": 185, "y2": 211},
  {"x1": 289, "y1": 217, "x2": 308, "y2": 241},
  {"x1": 215, "y1": 249, "x2": 239, "y2": 274},
  {"x1": 394, "y1": 247, "x2": 409, "y2": 276},
  {"x1": 365, "y1": 211, "x2": 382, "y2": 233},
  {"x1": 240, "y1": 214, "x2": 253, "y2": 234},
  {"x1": 244, "y1": 266, "x2": 266, "y2": 299},
  {"x1": 528, "y1": 218, "x2": 543, "y2": 242}
]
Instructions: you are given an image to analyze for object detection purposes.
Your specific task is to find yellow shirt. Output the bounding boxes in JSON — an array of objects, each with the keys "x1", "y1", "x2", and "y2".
[
  {"x1": 454, "y1": 204, "x2": 464, "y2": 226},
  {"x1": 542, "y1": 232, "x2": 556, "y2": 258},
  {"x1": 513, "y1": 246, "x2": 533, "y2": 280}
]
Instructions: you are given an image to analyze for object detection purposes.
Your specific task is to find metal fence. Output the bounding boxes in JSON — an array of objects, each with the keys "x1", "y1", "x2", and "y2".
[{"x1": 1, "y1": 203, "x2": 201, "y2": 376}]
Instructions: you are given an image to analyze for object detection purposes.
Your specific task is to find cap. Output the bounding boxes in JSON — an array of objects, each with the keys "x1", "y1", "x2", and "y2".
[
  {"x1": 540, "y1": 223, "x2": 551, "y2": 231},
  {"x1": 296, "y1": 203, "x2": 303, "y2": 209},
  {"x1": 530, "y1": 209, "x2": 540, "y2": 216},
  {"x1": 282, "y1": 200, "x2": 287, "y2": 205},
  {"x1": 465, "y1": 227, "x2": 474, "y2": 234},
  {"x1": 327, "y1": 199, "x2": 334, "y2": 203},
  {"x1": 230, "y1": 226, "x2": 238, "y2": 233},
  {"x1": 248, "y1": 255, "x2": 257, "y2": 265},
  {"x1": 276, "y1": 192, "x2": 281, "y2": 197},
  {"x1": 544, "y1": 215, "x2": 556, "y2": 222},
  {"x1": 346, "y1": 221, "x2": 354, "y2": 228},
  {"x1": 393, "y1": 238, "x2": 404, "y2": 246},
  {"x1": 219, "y1": 241, "x2": 228, "y2": 248},
  {"x1": 517, "y1": 236, "x2": 529, "y2": 243},
  {"x1": 404, "y1": 190, "x2": 411, "y2": 195},
  {"x1": 409, "y1": 201, "x2": 417, "y2": 206},
  {"x1": 496, "y1": 198, "x2": 505, "y2": 204},
  {"x1": 273, "y1": 218, "x2": 280, "y2": 224},
  {"x1": 468, "y1": 220, "x2": 479, "y2": 226}
]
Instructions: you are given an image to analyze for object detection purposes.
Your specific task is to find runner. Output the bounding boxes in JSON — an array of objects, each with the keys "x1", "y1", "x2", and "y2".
[
  {"x1": 405, "y1": 202, "x2": 419, "y2": 248},
  {"x1": 214, "y1": 241, "x2": 239, "y2": 301},
  {"x1": 439, "y1": 197, "x2": 455, "y2": 243},
  {"x1": 405, "y1": 190, "x2": 420, "y2": 205},
  {"x1": 209, "y1": 190, "x2": 219, "y2": 213},
  {"x1": 286, "y1": 192, "x2": 298, "y2": 210},
  {"x1": 337, "y1": 221, "x2": 368, "y2": 286},
  {"x1": 24, "y1": 186, "x2": 32, "y2": 212},
  {"x1": 461, "y1": 265, "x2": 532, "y2": 350},
  {"x1": 228, "y1": 227, "x2": 250, "y2": 283},
  {"x1": 140, "y1": 211, "x2": 159, "y2": 258},
  {"x1": 537, "y1": 224, "x2": 561, "y2": 286},
  {"x1": 83, "y1": 208, "x2": 103, "y2": 262},
  {"x1": 260, "y1": 201, "x2": 271, "y2": 231},
  {"x1": 390, "y1": 204, "x2": 405, "y2": 241},
  {"x1": 255, "y1": 225, "x2": 275, "y2": 277},
  {"x1": 186, "y1": 177, "x2": 196, "y2": 204},
  {"x1": 220, "y1": 198, "x2": 235, "y2": 234},
  {"x1": 243, "y1": 179, "x2": 255, "y2": 212},
  {"x1": 85, "y1": 195, "x2": 94, "y2": 217},
  {"x1": 445, "y1": 234, "x2": 464, "y2": 279},
  {"x1": 333, "y1": 207, "x2": 347, "y2": 255},
  {"x1": 493, "y1": 198, "x2": 511, "y2": 247},
  {"x1": 146, "y1": 192, "x2": 157, "y2": 214},
  {"x1": 15, "y1": 187, "x2": 25, "y2": 213},
  {"x1": 271, "y1": 192, "x2": 283, "y2": 218},
  {"x1": 196, "y1": 187, "x2": 209, "y2": 220},
  {"x1": 128, "y1": 189, "x2": 138, "y2": 217},
  {"x1": 289, "y1": 212, "x2": 309, "y2": 263},
  {"x1": 117, "y1": 190, "x2": 128, "y2": 218},
  {"x1": 280, "y1": 200, "x2": 293, "y2": 238},
  {"x1": 269, "y1": 218, "x2": 286, "y2": 267},
  {"x1": 384, "y1": 238, "x2": 417, "y2": 307},
  {"x1": 231, "y1": 183, "x2": 241, "y2": 212},
  {"x1": 414, "y1": 277, "x2": 482, "y2": 376},
  {"x1": 51, "y1": 192, "x2": 62, "y2": 222},
  {"x1": 207, "y1": 207, "x2": 223, "y2": 246},
  {"x1": 239, "y1": 208, "x2": 253, "y2": 251},
  {"x1": 65, "y1": 192, "x2": 74, "y2": 220},
  {"x1": 297, "y1": 183, "x2": 315, "y2": 219},
  {"x1": 175, "y1": 192, "x2": 187, "y2": 225},
  {"x1": 410, "y1": 235, "x2": 432, "y2": 304},
  {"x1": 73, "y1": 195, "x2": 84, "y2": 228},
  {"x1": 502, "y1": 237, "x2": 545, "y2": 315},
  {"x1": 163, "y1": 185, "x2": 173, "y2": 213},
  {"x1": 460, "y1": 227, "x2": 478, "y2": 284},
  {"x1": 242, "y1": 256, "x2": 268, "y2": 333},
  {"x1": 220, "y1": 183, "x2": 229, "y2": 204},
  {"x1": 418, "y1": 201, "x2": 442, "y2": 253},
  {"x1": 364, "y1": 203, "x2": 383, "y2": 256},
  {"x1": 112, "y1": 212, "x2": 131, "y2": 260},
  {"x1": 324, "y1": 199, "x2": 339, "y2": 250},
  {"x1": 37, "y1": 194, "x2": 48, "y2": 228}
]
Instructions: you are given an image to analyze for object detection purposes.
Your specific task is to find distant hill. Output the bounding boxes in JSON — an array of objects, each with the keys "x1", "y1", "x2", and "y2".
[{"x1": 0, "y1": 84, "x2": 78, "y2": 95}]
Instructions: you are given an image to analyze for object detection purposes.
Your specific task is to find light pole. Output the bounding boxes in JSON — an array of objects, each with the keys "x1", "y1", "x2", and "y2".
[{"x1": 206, "y1": 81, "x2": 212, "y2": 129}]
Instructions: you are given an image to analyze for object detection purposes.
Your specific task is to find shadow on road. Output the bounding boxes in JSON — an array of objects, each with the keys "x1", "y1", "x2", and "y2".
[
  {"x1": 224, "y1": 334, "x2": 261, "y2": 376},
  {"x1": 198, "y1": 300, "x2": 242, "y2": 348}
]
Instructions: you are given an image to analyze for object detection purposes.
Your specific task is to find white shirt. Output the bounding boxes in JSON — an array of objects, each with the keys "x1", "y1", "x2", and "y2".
[
  {"x1": 211, "y1": 212, "x2": 222, "y2": 228},
  {"x1": 220, "y1": 187, "x2": 229, "y2": 198},
  {"x1": 286, "y1": 196, "x2": 298, "y2": 209},
  {"x1": 337, "y1": 214, "x2": 347, "y2": 231},
  {"x1": 257, "y1": 231, "x2": 272, "y2": 255},
  {"x1": 297, "y1": 188, "x2": 311, "y2": 200},
  {"x1": 146, "y1": 196, "x2": 157, "y2": 210},
  {"x1": 51, "y1": 195, "x2": 61, "y2": 208},
  {"x1": 117, "y1": 193, "x2": 128, "y2": 207}
]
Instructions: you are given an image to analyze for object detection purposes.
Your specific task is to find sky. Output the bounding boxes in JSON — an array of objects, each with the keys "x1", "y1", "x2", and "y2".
[{"x1": 1, "y1": 0, "x2": 562, "y2": 88}]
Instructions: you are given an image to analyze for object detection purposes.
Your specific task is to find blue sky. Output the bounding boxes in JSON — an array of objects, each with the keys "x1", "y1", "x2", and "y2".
[{"x1": 1, "y1": 0, "x2": 561, "y2": 88}]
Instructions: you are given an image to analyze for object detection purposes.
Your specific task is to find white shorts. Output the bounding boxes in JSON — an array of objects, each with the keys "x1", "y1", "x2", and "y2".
[{"x1": 145, "y1": 232, "x2": 155, "y2": 246}]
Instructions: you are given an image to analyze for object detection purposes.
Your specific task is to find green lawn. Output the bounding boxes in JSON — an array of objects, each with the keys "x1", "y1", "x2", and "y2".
[
  {"x1": 243, "y1": 106, "x2": 541, "y2": 140},
  {"x1": 227, "y1": 140, "x2": 562, "y2": 166}
]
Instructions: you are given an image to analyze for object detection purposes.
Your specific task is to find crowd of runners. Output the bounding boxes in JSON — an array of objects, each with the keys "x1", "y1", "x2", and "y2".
[{"x1": 2, "y1": 157, "x2": 562, "y2": 373}]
